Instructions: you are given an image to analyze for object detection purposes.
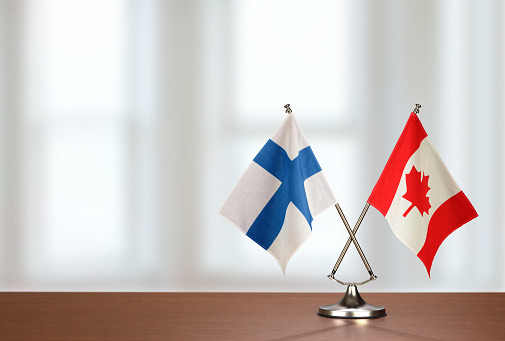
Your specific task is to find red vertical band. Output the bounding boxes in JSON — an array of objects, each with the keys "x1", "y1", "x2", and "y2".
[{"x1": 417, "y1": 191, "x2": 478, "y2": 277}]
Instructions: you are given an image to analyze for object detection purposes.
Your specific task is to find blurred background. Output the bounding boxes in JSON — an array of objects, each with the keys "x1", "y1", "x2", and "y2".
[{"x1": 0, "y1": 0, "x2": 502, "y2": 292}]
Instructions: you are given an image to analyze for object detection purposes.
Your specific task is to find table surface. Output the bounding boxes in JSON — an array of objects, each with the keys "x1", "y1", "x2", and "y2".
[{"x1": 0, "y1": 292, "x2": 504, "y2": 340}]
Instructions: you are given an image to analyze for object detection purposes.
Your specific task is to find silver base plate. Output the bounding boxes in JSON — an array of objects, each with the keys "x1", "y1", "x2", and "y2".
[{"x1": 318, "y1": 284, "x2": 386, "y2": 319}]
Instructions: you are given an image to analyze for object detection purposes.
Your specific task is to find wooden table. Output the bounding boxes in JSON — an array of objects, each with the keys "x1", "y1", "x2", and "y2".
[{"x1": 0, "y1": 292, "x2": 503, "y2": 340}]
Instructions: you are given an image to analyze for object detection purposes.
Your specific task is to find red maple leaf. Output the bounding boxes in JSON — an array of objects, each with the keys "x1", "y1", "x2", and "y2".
[{"x1": 402, "y1": 165, "x2": 431, "y2": 217}]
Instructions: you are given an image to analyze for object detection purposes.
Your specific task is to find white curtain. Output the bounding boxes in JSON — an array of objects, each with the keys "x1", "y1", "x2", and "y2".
[{"x1": 0, "y1": 0, "x2": 503, "y2": 292}]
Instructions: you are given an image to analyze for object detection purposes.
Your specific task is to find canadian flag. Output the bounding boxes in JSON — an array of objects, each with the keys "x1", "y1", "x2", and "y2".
[{"x1": 368, "y1": 112, "x2": 478, "y2": 276}]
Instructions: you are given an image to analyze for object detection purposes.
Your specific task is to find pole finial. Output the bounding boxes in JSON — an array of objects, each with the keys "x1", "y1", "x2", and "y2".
[
  {"x1": 284, "y1": 104, "x2": 292, "y2": 114},
  {"x1": 413, "y1": 104, "x2": 421, "y2": 114}
]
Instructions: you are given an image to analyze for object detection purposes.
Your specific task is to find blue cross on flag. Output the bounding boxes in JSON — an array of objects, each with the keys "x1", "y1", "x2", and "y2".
[{"x1": 219, "y1": 114, "x2": 337, "y2": 273}]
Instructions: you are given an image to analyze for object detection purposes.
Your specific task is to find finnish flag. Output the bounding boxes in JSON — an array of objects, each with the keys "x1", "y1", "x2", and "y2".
[{"x1": 219, "y1": 114, "x2": 337, "y2": 273}]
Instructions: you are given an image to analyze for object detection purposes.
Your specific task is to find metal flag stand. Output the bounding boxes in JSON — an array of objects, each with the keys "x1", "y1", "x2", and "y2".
[
  {"x1": 318, "y1": 104, "x2": 422, "y2": 318},
  {"x1": 318, "y1": 203, "x2": 386, "y2": 318}
]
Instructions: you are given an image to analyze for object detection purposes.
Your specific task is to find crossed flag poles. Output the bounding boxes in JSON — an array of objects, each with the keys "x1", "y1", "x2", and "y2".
[{"x1": 329, "y1": 202, "x2": 376, "y2": 286}]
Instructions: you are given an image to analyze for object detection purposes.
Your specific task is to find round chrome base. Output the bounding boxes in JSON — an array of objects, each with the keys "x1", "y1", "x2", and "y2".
[{"x1": 318, "y1": 285, "x2": 386, "y2": 319}]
